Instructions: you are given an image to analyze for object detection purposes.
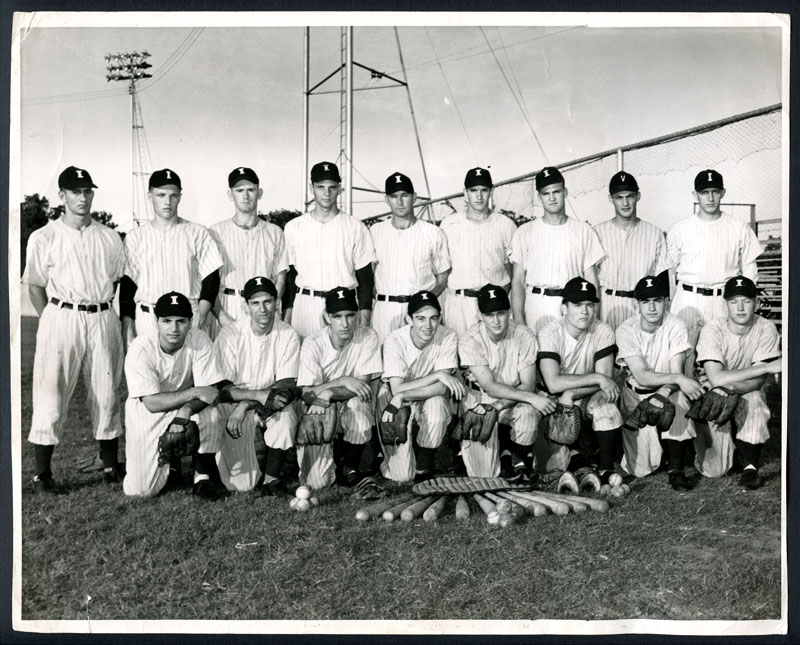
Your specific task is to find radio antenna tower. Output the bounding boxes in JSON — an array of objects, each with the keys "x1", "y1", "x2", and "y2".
[{"x1": 105, "y1": 51, "x2": 153, "y2": 227}]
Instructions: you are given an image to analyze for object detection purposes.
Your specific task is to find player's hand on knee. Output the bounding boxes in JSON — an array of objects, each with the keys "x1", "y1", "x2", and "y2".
[
  {"x1": 308, "y1": 404, "x2": 327, "y2": 416},
  {"x1": 193, "y1": 385, "x2": 221, "y2": 406},
  {"x1": 226, "y1": 404, "x2": 247, "y2": 439},
  {"x1": 342, "y1": 377, "x2": 372, "y2": 402},
  {"x1": 529, "y1": 393, "x2": 557, "y2": 415},
  {"x1": 596, "y1": 375, "x2": 620, "y2": 403},
  {"x1": 678, "y1": 375, "x2": 704, "y2": 401},
  {"x1": 439, "y1": 373, "x2": 466, "y2": 400}
]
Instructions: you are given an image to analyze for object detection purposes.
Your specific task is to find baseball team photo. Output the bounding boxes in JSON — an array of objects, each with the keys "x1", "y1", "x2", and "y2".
[{"x1": 9, "y1": 12, "x2": 789, "y2": 637}]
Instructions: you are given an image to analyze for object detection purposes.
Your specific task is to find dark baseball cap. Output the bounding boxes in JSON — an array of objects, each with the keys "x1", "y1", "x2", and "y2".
[
  {"x1": 694, "y1": 169, "x2": 724, "y2": 191},
  {"x1": 464, "y1": 167, "x2": 493, "y2": 189},
  {"x1": 609, "y1": 171, "x2": 639, "y2": 194},
  {"x1": 477, "y1": 284, "x2": 511, "y2": 314},
  {"x1": 149, "y1": 169, "x2": 182, "y2": 190},
  {"x1": 724, "y1": 275, "x2": 757, "y2": 299},
  {"x1": 228, "y1": 167, "x2": 260, "y2": 188},
  {"x1": 58, "y1": 166, "x2": 97, "y2": 190},
  {"x1": 408, "y1": 290, "x2": 441, "y2": 316},
  {"x1": 634, "y1": 275, "x2": 669, "y2": 300},
  {"x1": 535, "y1": 166, "x2": 565, "y2": 192},
  {"x1": 562, "y1": 277, "x2": 600, "y2": 304},
  {"x1": 242, "y1": 276, "x2": 277, "y2": 301},
  {"x1": 154, "y1": 291, "x2": 192, "y2": 318},
  {"x1": 325, "y1": 286, "x2": 358, "y2": 314},
  {"x1": 311, "y1": 162, "x2": 341, "y2": 184},
  {"x1": 385, "y1": 172, "x2": 415, "y2": 195}
]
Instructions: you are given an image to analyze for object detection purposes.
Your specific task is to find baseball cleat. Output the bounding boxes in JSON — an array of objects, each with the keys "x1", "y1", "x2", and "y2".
[
  {"x1": 260, "y1": 479, "x2": 285, "y2": 497},
  {"x1": 669, "y1": 471, "x2": 693, "y2": 491},
  {"x1": 32, "y1": 473, "x2": 62, "y2": 495},
  {"x1": 103, "y1": 463, "x2": 126, "y2": 484},
  {"x1": 192, "y1": 479, "x2": 222, "y2": 500},
  {"x1": 739, "y1": 468, "x2": 762, "y2": 490}
]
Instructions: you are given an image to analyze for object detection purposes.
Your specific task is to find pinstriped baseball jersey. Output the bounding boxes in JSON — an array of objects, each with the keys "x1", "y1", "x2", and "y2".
[
  {"x1": 696, "y1": 315, "x2": 780, "y2": 371},
  {"x1": 284, "y1": 212, "x2": 376, "y2": 290},
  {"x1": 537, "y1": 318, "x2": 616, "y2": 377},
  {"x1": 382, "y1": 324, "x2": 459, "y2": 382},
  {"x1": 297, "y1": 326, "x2": 382, "y2": 386},
  {"x1": 124, "y1": 218, "x2": 223, "y2": 305},
  {"x1": 594, "y1": 219, "x2": 667, "y2": 290},
  {"x1": 615, "y1": 313, "x2": 691, "y2": 390}
]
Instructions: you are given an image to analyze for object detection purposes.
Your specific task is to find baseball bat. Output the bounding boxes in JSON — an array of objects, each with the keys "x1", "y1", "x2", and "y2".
[
  {"x1": 472, "y1": 493, "x2": 500, "y2": 524},
  {"x1": 485, "y1": 491, "x2": 523, "y2": 520},
  {"x1": 497, "y1": 491, "x2": 548, "y2": 517},
  {"x1": 422, "y1": 495, "x2": 448, "y2": 522},
  {"x1": 455, "y1": 494, "x2": 470, "y2": 520},
  {"x1": 505, "y1": 490, "x2": 570, "y2": 515},
  {"x1": 355, "y1": 494, "x2": 415, "y2": 522},
  {"x1": 401, "y1": 496, "x2": 437, "y2": 522},
  {"x1": 382, "y1": 497, "x2": 421, "y2": 523},
  {"x1": 532, "y1": 491, "x2": 589, "y2": 513},
  {"x1": 535, "y1": 490, "x2": 610, "y2": 513}
]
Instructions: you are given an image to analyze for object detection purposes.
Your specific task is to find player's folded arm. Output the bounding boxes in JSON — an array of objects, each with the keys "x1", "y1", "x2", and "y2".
[
  {"x1": 702, "y1": 359, "x2": 771, "y2": 394},
  {"x1": 387, "y1": 373, "x2": 448, "y2": 400},
  {"x1": 140, "y1": 387, "x2": 208, "y2": 415},
  {"x1": 538, "y1": 353, "x2": 598, "y2": 396}
]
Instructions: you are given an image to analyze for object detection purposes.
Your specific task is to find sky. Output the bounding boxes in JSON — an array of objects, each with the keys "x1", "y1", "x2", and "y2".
[{"x1": 13, "y1": 13, "x2": 786, "y2": 231}]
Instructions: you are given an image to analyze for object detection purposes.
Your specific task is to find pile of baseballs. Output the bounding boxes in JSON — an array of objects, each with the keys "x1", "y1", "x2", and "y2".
[
  {"x1": 288, "y1": 485, "x2": 319, "y2": 512},
  {"x1": 599, "y1": 473, "x2": 631, "y2": 498}
]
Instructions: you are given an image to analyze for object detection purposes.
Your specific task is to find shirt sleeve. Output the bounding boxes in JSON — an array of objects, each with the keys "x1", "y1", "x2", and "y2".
[
  {"x1": 297, "y1": 336, "x2": 324, "y2": 387},
  {"x1": 651, "y1": 228, "x2": 669, "y2": 275},
  {"x1": 458, "y1": 328, "x2": 488, "y2": 367},
  {"x1": 536, "y1": 322, "x2": 562, "y2": 363},
  {"x1": 191, "y1": 331, "x2": 226, "y2": 386},
  {"x1": 353, "y1": 220, "x2": 378, "y2": 269},
  {"x1": 354, "y1": 328, "x2": 382, "y2": 377},
  {"x1": 752, "y1": 319, "x2": 781, "y2": 363},
  {"x1": 593, "y1": 323, "x2": 617, "y2": 362},
  {"x1": 740, "y1": 222, "x2": 764, "y2": 281},
  {"x1": 431, "y1": 227, "x2": 452, "y2": 274},
  {"x1": 124, "y1": 340, "x2": 162, "y2": 399},
  {"x1": 21, "y1": 228, "x2": 49, "y2": 287},
  {"x1": 502, "y1": 216, "x2": 517, "y2": 258},
  {"x1": 517, "y1": 325, "x2": 539, "y2": 371},
  {"x1": 508, "y1": 226, "x2": 526, "y2": 266},
  {"x1": 667, "y1": 317, "x2": 691, "y2": 358},
  {"x1": 196, "y1": 227, "x2": 224, "y2": 280},
  {"x1": 382, "y1": 332, "x2": 409, "y2": 380},
  {"x1": 213, "y1": 326, "x2": 238, "y2": 381},
  {"x1": 614, "y1": 320, "x2": 641, "y2": 364},
  {"x1": 696, "y1": 323, "x2": 725, "y2": 366},
  {"x1": 283, "y1": 220, "x2": 298, "y2": 266},
  {"x1": 582, "y1": 223, "x2": 606, "y2": 270},
  {"x1": 662, "y1": 225, "x2": 679, "y2": 272},
  {"x1": 123, "y1": 232, "x2": 142, "y2": 282},
  {"x1": 432, "y1": 328, "x2": 460, "y2": 372},
  {"x1": 275, "y1": 327, "x2": 301, "y2": 381}
]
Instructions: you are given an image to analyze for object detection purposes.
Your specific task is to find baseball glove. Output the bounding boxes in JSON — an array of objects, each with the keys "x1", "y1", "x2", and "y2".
[
  {"x1": 545, "y1": 403, "x2": 581, "y2": 445},
  {"x1": 459, "y1": 406, "x2": 499, "y2": 443},
  {"x1": 625, "y1": 393, "x2": 676, "y2": 433},
  {"x1": 686, "y1": 387, "x2": 740, "y2": 425},
  {"x1": 157, "y1": 417, "x2": 200, "y2": 467},
  {"x1": 295, "y1": 405, "x2": 338, "y2": 446},
  {"x1": 379, "y1": 403, "x2": 411, "y2": 445},
  {"x1": 254, "y1": 386, "x2": 302, "y2": 425}
]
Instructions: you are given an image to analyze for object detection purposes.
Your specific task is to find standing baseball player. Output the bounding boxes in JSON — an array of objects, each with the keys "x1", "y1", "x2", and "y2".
[
  {"x1": 664, "y1": 169, "x2": 763, "y2": 349},
  {"x1": 209, "y1": 167, "x2": 289, "y2": 327},
  {"x1": 376, "y1": 291, "x2": 464, "y2": 482},
  {"x1": 593, "y1": 171, "x2": 669, "y2": 330},
  {"x1": 283, "y1": 162, "x2": 377, "y2": 338},
  {"x1": 692, "y1": 276, "x2": 781, "y2": 488},
  {"x1": 615, "y1": 276, "x2": 705, "y2": 489},
  {"x1": 456, "y1": 285, "x2": 557, "y2": 478},
  {"x1": 120, "y1": 168, "x2": 223, "y2": 344},
  {"x1": 439, "y1": 167, "x2": 517, "y2": 336},
  {"x1": 296, "y1": 287, "x2": 382, "y2": 489},
  {"x1": 537, "y1": 277, "x2": 622, "y2": 482},
  {"x1": 510, "y1": 167, "x2": 605, "y2": 333},
  {"x1": 369, "y1": 172, "x2": 451, "y2": 342},
  {"x1": 213, "y1": 277, "x2": 301, "y2": 494},
  {"x1": 23, "y1": 166, "x2": 126, "y2": 492},
  {"x1": 123, "y1": 292, "x2": 227, "y2": 500}
]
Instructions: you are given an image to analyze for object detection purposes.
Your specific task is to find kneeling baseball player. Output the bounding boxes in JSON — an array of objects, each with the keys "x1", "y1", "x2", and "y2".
[
  {"x1": 214, "y1": 277, "x2": 301, "y2": 495},
  {"x1": 691, "y1": 276, "x2": 781, "y2": 488},
  {"x1": 456, "y1": 285, "x2": 557, "y2": 479},
  {"x1": 615, "y1": 276, "x2": 704, "y2": 489},
  {"x1": 296, "y1": 287, "x2": 382, "y2": 489},
  {"x1": 377, "y1": 290, "x2": 464, "y2": 483},
  {"x1": 537, "y1": 277, "x2": 623, "y2": 485},
  {"x1": 123, "y1": 292, "x2": 227, "y2": 500}
]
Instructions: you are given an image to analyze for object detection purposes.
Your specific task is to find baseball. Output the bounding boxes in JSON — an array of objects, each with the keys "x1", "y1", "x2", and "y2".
[
  {"x1": 608, "y1": 473, "x2": 623, "y2": 487},
  {"x1": 295, "y1": 485, "x2": 311, "y2": 500},
  {"x1": 487, "y1": 511, "x2": 500, "y2": 525},
  {"x1": 495, "y1": 499, "x2": 512, "y2": 514},
  {"x1": 295, "y1": 498, "x2": 311, "y2": 511},
  {"x1": 498, "y1": 513, "x2": 516, "y2": 528},
  {"x1": 309, "y1": 496, "x2": 320, "y2": 507},
  {"x1": 599, "y1": 484, "x2": 611, "y2": 497},
  {"x1": 289, "y1": 497, "x2": 299, "y2": 510},
  {"x1": 610, "y1": 486, "x2": 624, "y2": 498},
  {"x1": 620, "y1": 484, "x2": 631, "y2": 496}
]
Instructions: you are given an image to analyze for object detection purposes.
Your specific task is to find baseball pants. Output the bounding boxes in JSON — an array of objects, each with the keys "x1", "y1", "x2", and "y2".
[
  {"x1": 599, "y1": 291, "x2": 638, "y2": 331},
  {"x1": 671, "y1": 287, "x2": 728, "y2": 347},
  {"x1": 291, "y1": 291, "x2": 327, "y2": 338},
  {"x1": 371, "y1": 300, "x2": 408, "y2": 343},
  {"x1": 523, "y1": 290, "x2": 564, "y2": 334},
  {"x1": 441, "y1": 289, "x2": 481, "y2": 337}
]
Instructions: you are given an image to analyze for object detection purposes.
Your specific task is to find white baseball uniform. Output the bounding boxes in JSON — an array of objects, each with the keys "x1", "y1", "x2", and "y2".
[
  {"x1": 664, "y1": 213, "x2": 763, "y2": 344},
  {"x1": 284, "y1": 212, "x2": 377, "y2": 338},
  {"x1": 536, "y1": 318, "x2": 623, "y2": 473},
  {"x1": 296, "y1": 326, "x2": 382, "y2": 489},
  {"x1": 615, "y1": 312, "x2": 693, "y2": 477},
  {"x1": 378, "y1": 324, "x2": 459, "y2": 481},
  {"x1": 509, "y1": 217, "x2": 606, "y2": 333},
  {"x1": 693, "y1": 315, "x2": 780, "y2": 477},
  {"x1": 593, "y1": 218, "x2": 668, "y2": 329},
  {"x1": 23, "y1": 218, "x2": 126, "y2": 446},
  {"x1": 123, "y1": 329, "x2": 224, "y2": 497},
  {"x1": 439, "y1": 211, "x2": 517, "y2": 336},
  {"x1": 124, "y1": 218, "x2": 223, "y2": 338},
  {"x1": 457, "y1": 320, "x2": 541, "y2": 477},
  {"x1": 369, "y1": 218, "x2": 451, "y2": 341},
  {"x1": 214, "y1": 318, "x2": 300, "y2": 491},
  {"x1": 209, "y1": 217, "x2": 289, "y2": 323}
]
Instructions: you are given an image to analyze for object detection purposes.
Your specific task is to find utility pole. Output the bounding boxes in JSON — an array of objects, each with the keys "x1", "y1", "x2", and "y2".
[{"x1": 105, "y1": 51, "x2": 153, "y2": 226}]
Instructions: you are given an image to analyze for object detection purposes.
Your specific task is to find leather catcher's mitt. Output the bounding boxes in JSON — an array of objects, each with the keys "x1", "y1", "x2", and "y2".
[
  {"x1": 545, "y1": 403, "x2": 581, "y2": 445},
  {"x1": 625, "y1": 393, "x2": 676, "y2": 433},
  {"x1": 157, "y1": 417, "x2": 200, "y2": 466},
  {"x1": 458, "y1": 406, "x2": 499, "y2": 443},
  {"x1": 296, "y1": 404, "x2": 338, "y2": 446},
  {"x1": 686, "y1": 386, "x2": 740, "y2": 425},
  {"x1": 254, "y1": 386, "x2": 302, "y2": 425},
  {"x1": 379, "y1": 403, "x2": 411, "y2": 445}
]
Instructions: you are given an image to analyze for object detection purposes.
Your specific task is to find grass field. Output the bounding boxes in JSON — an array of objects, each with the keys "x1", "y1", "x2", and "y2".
[{"x1": 17, "y1": 316, "x2": 784, "y2": 628}]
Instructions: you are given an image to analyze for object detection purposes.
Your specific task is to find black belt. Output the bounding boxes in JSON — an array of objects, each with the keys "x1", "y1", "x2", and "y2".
[
  {"x1": 222, "y1": 287, "x2": 242, "y2": 296},
  {"x1": 376, "y1": 294, "x2": 411, "y2": 303},
  {"x1": 530, "y1": 286, "x2": 563, "y2": 297},
  {"x1": 299, "y1": 287, "x2": 327, "y2": 298},
  {"x1": 50, "y1": 297, "x2": 111, "y2": 313},
  {"x1": 454, "y1": 288, "x2": 480, "y2": 298},
  {"x1": 138, "y1": 303, "x2": 153, "y2": 313},
  {"x1": 681, "y1": 283, "x2": 723, "y2": 297},
  {"x1": 604, "y1": 288, "x2": 636, "y2": 298},
  {"x1": 626, "y1": 382, "x2": 658, "y2": 395}
]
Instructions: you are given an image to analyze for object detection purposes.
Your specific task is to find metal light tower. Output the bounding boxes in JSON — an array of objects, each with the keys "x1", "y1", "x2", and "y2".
[{"x1": 105, "y1": 51, "x2": 153, "y2": 226}]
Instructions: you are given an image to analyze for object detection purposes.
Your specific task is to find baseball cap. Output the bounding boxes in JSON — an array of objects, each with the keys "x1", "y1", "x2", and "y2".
[
  {"x1": 634, "y1": 275, "x2": 669, "y2": 300},
  {"x1": 464, "y1": 167, "x2": 493, "y2": 189},
  {"x1": 242, "y1": 276, "x2": 277, "y2": 301},
  {"x1": 311, "y1": 162, "x2": 341, "y2": 184},
  {"x1": 58, "y1": 166, "x2": 97, "y2": 190},
  {"x1": 694, "y1": 169, "x2": 724, "y2": 191},
  {"x1": 154, "y1": 291, "x2": 193, "y2": 318},
  {"x1": 562, "y1": 277, "x2": 600, "y2": 304},
  {"x1": 325, "y1": 286, "x2": 358, "y2": 314},
  {"x1": 408, "y1": 290, "x2": 441, "y2": 316},
  {"x1": 723, "y1": 275, "x2": 757, "y2": 299},
  {"x1": 477, "y1": 284, "x2": 511, "y2": 314},
  {"x1": 609, "y1": 171, "x2": 639, "y2": 194},
  {"x1": 228, "y1": 167, "x2": 260, "y2": 188},
  {"x1": 149, "y1": 169, "x2": 182, "y2": 190},
  {"x1": 535, "y1": 167, "x2": 565, "y2": 192},
  {"x1": 385, "y1": 172, "x2": 415, "y2": 195}
]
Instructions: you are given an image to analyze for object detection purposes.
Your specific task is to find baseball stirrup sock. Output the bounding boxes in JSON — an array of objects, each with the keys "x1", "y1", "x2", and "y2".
[
  {"x1": 99, "y1": 438, "x2": 119, "y2": 468},
  {"x1": 416, "y1": 447, "x2": 436, "y2": 473},
  {"x1": 341, "y1": 441, "x2": 364, "y2": 474},
  {"x1": 595, "y1": 428, "x2": 620, "y2": 472},
  {"x1": 33, "y1": 443, "x2": 55, "y2": 477},
  {"x1": 664, "y1": 439, "x2": 688, "y2": 472},
  {"x1": 264, "y1": 447, "x2": 285, "y2": 479},
  {"x1": 194, "y1": 453, "x2": 216, "y2": 476},
  {"x1": 737, "y1": 441, "x2": 762, "y2": 470}
]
